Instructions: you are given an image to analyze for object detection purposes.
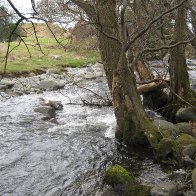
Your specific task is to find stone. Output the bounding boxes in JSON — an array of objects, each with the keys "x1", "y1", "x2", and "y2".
[
  {"x1": 150, "y1": 182, "x2": 177, "y2": 196},
  {"x1": 176, "y1": 134, "x2": 196, "y2": 146},
  {"x1": 192, "y1": 168, "x2": 196, "y2": 192},
  {"x1": 0, "y1": 84, "x2": 8, "y2": 90},
  {"x1": 176, "y1": 123, "x2": 192, "y2": 134},
  {"x1": 0, "y1": 80, "x2": 15, "y2": 90},
  {"x1": 45, "y1": 100, "x2": 63, "y2": 110},
  {"x1": 51, "y1": 54, "x2": 62, "y2": 60},
  {"x1": 176, "y1": 107, "x2": 196, "y2": 122},
  {"x1": 153, "y1": 119, "x2": 179, "y2": 137},
  {"x1": 34, "y1": 106, "x2": 55, "y2": 119},
  {"x1": 182, "y1": 144, "x2": 196, "y2": 158},
  {"x1": 39, "y1": 79, "x2": 65, "y2": 91},
  {"x1": 182, "y1": 155, "x2": 196, "y2": 165},
  {"x1": 104, "y1": 165, "x2": 151, "y2": 196},
  {"x1": 84, "y1": 73, "x2": 96, "y2": 79}
]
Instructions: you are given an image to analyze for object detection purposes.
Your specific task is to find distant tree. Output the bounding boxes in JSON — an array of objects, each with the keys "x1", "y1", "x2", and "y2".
[{"x1": 0, "y1": 4, "x2": 21, "y2": 41}]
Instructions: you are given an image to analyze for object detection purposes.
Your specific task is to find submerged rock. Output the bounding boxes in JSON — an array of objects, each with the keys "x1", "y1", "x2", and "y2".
[{"x1": 150, "y1": 182, "x2": 177, "y2": 196}]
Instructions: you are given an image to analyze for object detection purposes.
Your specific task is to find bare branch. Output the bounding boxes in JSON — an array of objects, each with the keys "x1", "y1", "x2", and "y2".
[
  {"x1": 125, "y1": 0, "x2": 188, "y2": 51},
  {"x1": 141, "y1": 35, "x2": 196, "y2": 54},
  {"x1": 30, "y1": 21, "x2": 45, "y2": 54},
  {"x1": 31, "y1": 0, "x2": 38, "y2": 15}
]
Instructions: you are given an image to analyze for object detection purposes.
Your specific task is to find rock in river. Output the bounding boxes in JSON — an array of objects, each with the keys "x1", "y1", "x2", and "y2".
[
  {"x1": 151, "y1": 182, "x2": 177, "y2": 196},
  {"x1": 34, "y1": 106, "x2": 56, "y2": 119},
  {"x1": 39, "y1": 79, "x2": 65, "y2": 91}
]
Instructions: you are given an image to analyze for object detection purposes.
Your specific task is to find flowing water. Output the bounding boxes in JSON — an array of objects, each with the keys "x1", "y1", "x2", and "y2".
[{"x1": 0, "y1": 60, "x2": 195, "y2": 196}]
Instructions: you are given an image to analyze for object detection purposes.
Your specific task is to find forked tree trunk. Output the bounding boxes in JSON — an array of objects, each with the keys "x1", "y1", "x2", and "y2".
[
  {"x1": 94, "y1": 0, "x2": 158, "y2": 145},
  {"x1": 72, "y1": 0, "x2": 188, "y2": 164}
]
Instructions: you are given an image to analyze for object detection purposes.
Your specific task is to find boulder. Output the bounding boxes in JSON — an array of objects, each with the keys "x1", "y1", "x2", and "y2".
[
  {"x1": 104, "y1": 165, "x2": 151, "y2": 196},
  {"x1": 176, "y1": 123, "x2": 192, "y2": 134},
  {"x1": 0, "y1": 84, "x2": 8, "y2": 90},
  {"x1": 45, "y1": 100, "x2": 63, "y2": 110},
  {"x1": 153, "y1": 119, "x2": 179, "y2": 137},
  {"x1": 39, "y1": 79, "x2": 65, "y2": 91},
  {"x1": 182, "y1": 144, "x2": 196, "y2": 158},
  {"x1": 176, "y1": 134, "x2": 196, "y2": 146},
  {"x1": 192, "y1": 168, "x2": 196, "y2": 192},
  {"x1": 150, "y1": 182, "x2": 177, "y2": 196},
  {"x1": 34, "y1": 106, "x2": 55, "y2": 119},
  {"x1": 176, "y1": 107, "x2": 196, "y2": 122},
  {"x1": 0, "y1": 80, "x2": 15, "y2": 90}
]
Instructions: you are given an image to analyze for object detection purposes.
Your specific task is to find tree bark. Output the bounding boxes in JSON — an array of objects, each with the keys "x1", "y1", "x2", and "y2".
[
  {"x1": 89, "y1": 0, "x2": 161, "y2": 145},
  {"x1": 169, "y1": 1, "x2": 191, "y2": 101}
]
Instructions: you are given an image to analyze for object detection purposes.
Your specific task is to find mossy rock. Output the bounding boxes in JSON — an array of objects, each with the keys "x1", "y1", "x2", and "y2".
[
  {"x1": 155, "y1": 138, "x2": 174, "y2": 161},
  {"x1": 104, "y1": 165, "x2": 151, "y2": 196},
  {"x1": 136, "y1": 184, "x2": 151, "y2": 196},
  {"x1": 153, "y1": 119, "x2": 179, "y2": 138},
  {"x1": 104, "y1": 165, "x2": 135, "y2": 189},
  {"x1": 176, "y1": 122, "x2": 192, "y2": 134},
  {"x1": 175, "y1": 134, "x2": 196, "y2": 146}
]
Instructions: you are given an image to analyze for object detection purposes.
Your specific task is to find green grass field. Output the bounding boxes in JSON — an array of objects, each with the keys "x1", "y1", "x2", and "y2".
[{"x1": 0, "y1": 36, "x2": 100, "y2": 75}]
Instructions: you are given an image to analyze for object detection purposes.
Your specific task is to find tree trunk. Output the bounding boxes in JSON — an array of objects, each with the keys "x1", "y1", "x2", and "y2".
[
  {"x1": 94, "y1": 0, "x2": 159, "y2": 145},
  {"x1": 72, "y1": 0, "x2": 189, "y2": 164},
  {"x1": 169, "y1": 1, "x2": 191, "y2": 101}
]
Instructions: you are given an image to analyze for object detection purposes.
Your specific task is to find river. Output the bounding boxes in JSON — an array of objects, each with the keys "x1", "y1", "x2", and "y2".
[{"x1": 0, "y1": 60, "x2": 195, "y2": 196}]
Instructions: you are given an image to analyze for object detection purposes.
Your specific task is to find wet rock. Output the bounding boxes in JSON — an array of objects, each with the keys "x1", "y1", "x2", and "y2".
[
  {"x1": 169, "y1": 169, "x2": 187, "y2": 183},
  {"x1": 13, "y1": 90, "x2": 23, "y2": 96},
  {"x1": 155, "y1": 138, "x2": 173, "y2": 161},
  {"x1": 84, "y1": 73, "x2": 96, "y2": 79},
  {"x1": 176, "y1": 123, "x2": 192, "y2": 134},
  {"x1": 39, "y1": 79, "x2": 65, "y2": 91},
  {"x1": 45, "y1": 100, "x2": 63, "y2": 110},
  {"x1": 150, "y1": 182, "x2": 177, "y2": 196},
  {"x1": 48, "y1": 118, "x2": 58, "y2": 124},
  {"x1": 182, "y1": 155, "x2": 196, "y2": 165},
  {"x1": 153, "y1": 119, "x2": 179, "y2": 137},
  {"x1": 104, "y1": 165, "x2": 151, "y2": 196},
  {"x1": 176, "y1": 107, "x2": 196, "y2": 122},
  {"x1": 182, "y1": 144, "x2": 196, "y2": 158},
  {"x1": 34, "y1": 106, "x2": 55, "y2": 119},
  {"x1": 0, "y1": 84, "x2": 8, "y2": 90},
  {"x1": 192, "y1": 168, "x2": 196, "y2": 192},
  {"x1": 0, "y1": 80, "x2": 15, "y2": 90}
]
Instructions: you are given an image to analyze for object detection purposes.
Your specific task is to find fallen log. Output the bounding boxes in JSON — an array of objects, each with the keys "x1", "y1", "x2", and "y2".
[{"x1": 137, "y1": 80, "x2": 169, "y2": 94}]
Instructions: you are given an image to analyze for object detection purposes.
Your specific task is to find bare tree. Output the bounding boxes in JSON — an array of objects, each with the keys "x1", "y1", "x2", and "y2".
[{"x1": 4, "y1": 0, "x2": 196, "y2": 163}]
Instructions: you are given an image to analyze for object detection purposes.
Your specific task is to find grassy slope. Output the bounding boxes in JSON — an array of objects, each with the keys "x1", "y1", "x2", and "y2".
[{"x1": 0, "y1": 36, "x2": 100, "y2": 74}]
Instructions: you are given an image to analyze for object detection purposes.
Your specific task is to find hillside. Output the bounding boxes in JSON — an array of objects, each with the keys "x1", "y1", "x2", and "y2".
[{"x1": 21, "y1": 23, "x2": 68, "y2": 38}]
